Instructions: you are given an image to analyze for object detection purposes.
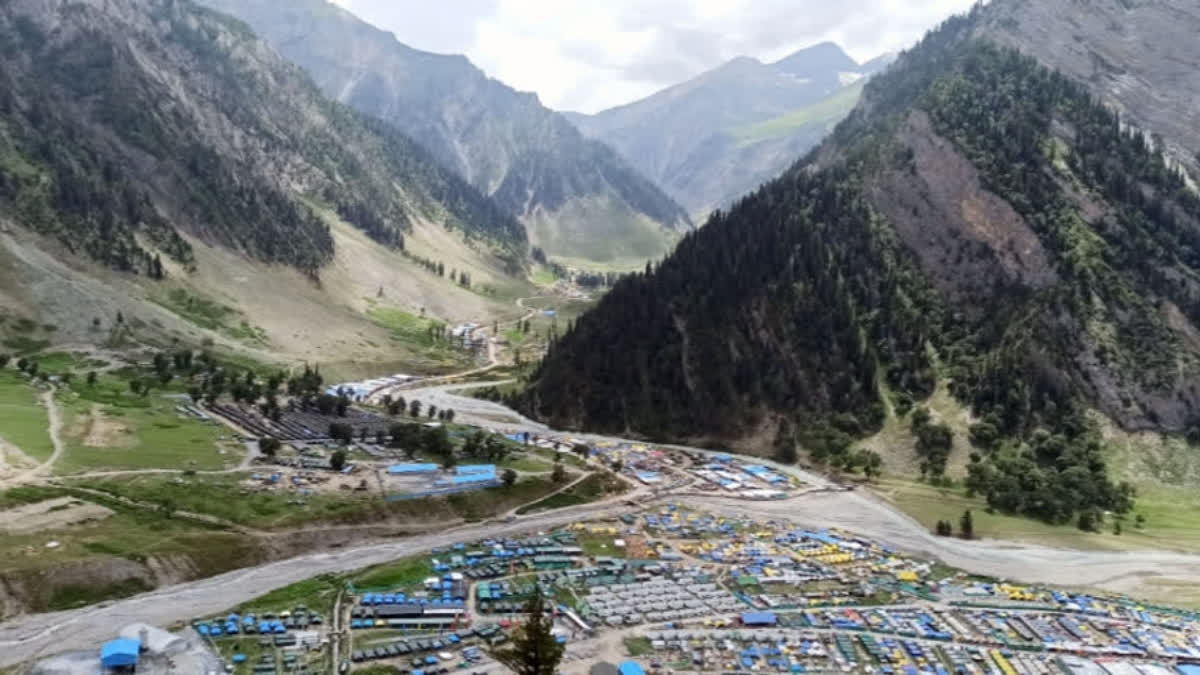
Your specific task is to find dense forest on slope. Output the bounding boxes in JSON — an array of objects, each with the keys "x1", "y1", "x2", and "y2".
[
  {"x1": 0, "y1": 0, "x2": 523, "y2": 278},
  {"x1": 196, "y1": 0, "x2": 692, "y2": 261},
  {"x1": 522, "y1": 6, "x2": 1200, "y2": 526}
]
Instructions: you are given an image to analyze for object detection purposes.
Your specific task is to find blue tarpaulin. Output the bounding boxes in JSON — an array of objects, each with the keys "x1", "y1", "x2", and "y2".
[
  {"x1": 618, "y1": 662, "x2": 645, "y2": 675},
  {"x1": 741, "y1": 611, "x2": 778, "y2": 626},
  {"x1": 388, "y1": 463, "x2": 438, "y2": 474},
  {"x1": 456, "y1": 464, "x2": 496, "y2": 475},
  {"x1": 100, "y1": 639, "x2": 140, "y2": 668}
]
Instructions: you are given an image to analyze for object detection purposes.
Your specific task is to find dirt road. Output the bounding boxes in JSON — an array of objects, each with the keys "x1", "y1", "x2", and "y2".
[
  {"x1": 365, "y1": 296, "x2": 546, "y2": 405},
  {"x1": 0, "y1": 387, "x2": 64, "y2": 489},
  {"x1": 0, "y1": 500, "x2": 637, "y2": 666}
]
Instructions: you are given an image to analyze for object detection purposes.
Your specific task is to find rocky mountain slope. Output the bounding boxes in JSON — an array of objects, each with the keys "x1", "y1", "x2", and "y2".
[
  {"x1": 522, "y1": 2, "x2": 1200, "y2": 526},
  {"x1": 198, "y1": 0, "x2": 692, "y2": 264},
  {"x1": 0, "y1": 0, "x2": 529, "y2": 364},
  {"x1": 976, "y1": 0, "x2": 1200, "y2": 182},
  {"x1": 567, "y1": 43, "x2": 891, "y2": 218},
  {"x1": 0, "y1": 0, "x2": 525, "y2": 276}
]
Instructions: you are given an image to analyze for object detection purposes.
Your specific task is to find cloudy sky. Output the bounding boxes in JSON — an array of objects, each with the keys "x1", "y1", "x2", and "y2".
[{"x1": 329, "y1": 0, "x2": 978, "y2": 113}]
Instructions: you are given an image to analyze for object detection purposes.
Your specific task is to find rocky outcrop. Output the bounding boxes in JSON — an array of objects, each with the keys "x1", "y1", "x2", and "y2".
[{"x1": 979, "y1": 0, "x2": 1200, "y2": 180}]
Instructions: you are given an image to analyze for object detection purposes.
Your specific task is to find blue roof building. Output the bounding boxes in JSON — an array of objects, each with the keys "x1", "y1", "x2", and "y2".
[{"x1": 100, "y1": 638, "x2": 140, "y2": 668}]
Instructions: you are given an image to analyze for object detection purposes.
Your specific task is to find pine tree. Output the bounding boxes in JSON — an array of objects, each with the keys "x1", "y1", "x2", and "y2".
[
  {"x1": 490, "y1": 592, "x2": 563, "y2": 675},
  {"x1": 959, "y1": 510, "x2": 974, "y2": 540},
  {"x1": 772, "y1": 422, "x2": 798, "y2": 465}
]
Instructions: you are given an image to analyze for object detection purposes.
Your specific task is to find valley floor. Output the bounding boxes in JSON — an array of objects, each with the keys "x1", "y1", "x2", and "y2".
[{"x1": 4, "y1": 343, "x2": 1200, "y2": 662}]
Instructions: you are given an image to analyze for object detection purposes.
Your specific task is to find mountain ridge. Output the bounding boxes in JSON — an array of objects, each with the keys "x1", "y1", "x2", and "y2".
[
  {"x1": 198, "y1": 0, "x2": 693, "y2": 263},
  {"x1": 569, "y1": 41, "x2": 887, "y2": 218},
  {"x1": 521, "y1": 1, "x2": 1200, "y2": 527},
  {"x1": 0, "y1": 0, "x2": 530, "y2": 364},
  {"x1": 0, "y1": 0, "x2": 526, "y2": 278}
]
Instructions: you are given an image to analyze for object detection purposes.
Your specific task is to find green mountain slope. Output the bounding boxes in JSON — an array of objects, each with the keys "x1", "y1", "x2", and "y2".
[
  {"x1": 568, "y1": 44, "x2": 888, "y2": 219},
  {"x1": 0, "y1": 0, "x2": 524, "y2": 280},
  {"x1": 522, "y1": 4, "x2": 1200, "y2": 526},
  {"x1": 197, "y1": 0, "x2": 692, "y2": 263}
]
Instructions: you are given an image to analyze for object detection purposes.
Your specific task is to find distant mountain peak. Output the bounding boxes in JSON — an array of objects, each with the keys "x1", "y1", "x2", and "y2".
[
  {"x1": 771, "y1": 41, "x2": 858, "y2": 78},
  {"x1": 570, "y1": 39, "x2": 873, "y2": 217}
]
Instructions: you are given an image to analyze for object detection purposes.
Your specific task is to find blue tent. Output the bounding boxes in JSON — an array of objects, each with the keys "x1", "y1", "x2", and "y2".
[
  {"x1": 100, "y1": 639, "x2": 140, "y2": 668},
  {"x1": 741, "y1": 612, "x2": 778, "y2": 627},
  {"x1": 618, "y1": 661, "x2": 645, "y2": 675},
  {"x1": 456, "y1": 464, "x2": 496, "y2": 475},
  {"x1": 388, "y1": 463, "x2": 439, "y2": 474}
]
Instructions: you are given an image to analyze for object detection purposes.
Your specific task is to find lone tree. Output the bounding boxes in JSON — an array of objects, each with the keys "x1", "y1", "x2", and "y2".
[
  {"x1": 259, "y1": 437, "x2": 282, "y2": 457},
  {"x1": 959, "y1": 509, "x2": 974, "y2": 540},
  {"x1": 330, "y1": 449, "x2": 348, "y2": 471},
  {"x1": 501, "y1": 468, "x2": 518, "y2": 487},
  {"x1": 551, "y1": 463, "x2": 567, "y2": 483},
  {"x1": 490, "y1": 592, "x2": 563, "y2": 675},
  {"x1": 409, "y1": 400, "x2": 422, "y2": 418},
  {"x1": 329, "y1": 422, "x2": 354, "y2": 445},
  {"x1": 773, "y1": 420, "x2": 798, "y2": 465}
]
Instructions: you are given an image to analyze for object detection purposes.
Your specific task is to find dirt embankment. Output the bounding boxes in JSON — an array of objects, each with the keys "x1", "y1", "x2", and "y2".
[{"x1": 0, "y1": 518, "x2": 448, "y2": 620}]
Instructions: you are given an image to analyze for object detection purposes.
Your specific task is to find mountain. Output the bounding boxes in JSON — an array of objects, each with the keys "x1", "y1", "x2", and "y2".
[
  {"x1": 568, "y1": 43, "x2": 888, "y2": 218},
  {"x1": 0, "y1": 0, "x2": 530, "y2": 366},
  {"x1": 974, "y1": 0, "x2": 1200, "y2": 181},
  {"x1": 196, "y1": 0, "x2": 692, "y2": 264},
  {"x1": 521, "y1": 2, "x2": 1200, "y2": 526}
]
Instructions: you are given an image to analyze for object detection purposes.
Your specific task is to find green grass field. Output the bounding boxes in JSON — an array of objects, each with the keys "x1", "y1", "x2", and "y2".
[
  {"x1": 529, "y1": 265, "x2": 559, "y2": 286},
  {"x1": 79, "y1": 472, "x2": 571, "y2": 529},
  {"x1": 732, "y1": 81, "x2": 864, "y2": 146},
  {"x1": 871, "y1": 476, "x2": 1200, "y2": 554},
  {"x1": 235, "y1": 574, "x2": 342, "y2": 614},
  {"x1": 576, "y1": 532, "x2": 624, "y2": 557},
  {"x1": 0, "y1": 370, "x2": 54, "y2": 462},
  {"x1": 624, "y1": 637, "x2": 653, "y2": 657},
  {"x1": 364, "y1": 303, "x2": 473, "y2": 372},
  {"x1": 0, "y1": 485, "x2": 260, "y2": 582},
  {"x1": 54, "y1": 386, "x2": 234, "y2": 473},
  {"x1": 352, "y1": 555, "x2": 432, "y2": 590},
  {"x1": 515, "y1": 472, "x2": 624, "y2": 514},
  {"x1": 497, "y1": 454, "x2": 554, "y2": 473}
]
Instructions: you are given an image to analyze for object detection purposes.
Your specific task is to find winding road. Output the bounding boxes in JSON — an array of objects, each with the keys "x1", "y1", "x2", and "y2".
[{"x1": 6, "y1": 382, "x2": 1200, "y2": 666}]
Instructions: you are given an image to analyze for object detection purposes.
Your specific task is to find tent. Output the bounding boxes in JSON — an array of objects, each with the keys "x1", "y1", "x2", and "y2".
[{"x1": 100, "y1": 638, "x2": 140, "y2": 668}]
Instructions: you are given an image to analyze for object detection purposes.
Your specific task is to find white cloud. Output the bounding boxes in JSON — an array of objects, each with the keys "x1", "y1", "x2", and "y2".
[{"x1": 330, "y1": 0, "x2": 978, "y2": 112}]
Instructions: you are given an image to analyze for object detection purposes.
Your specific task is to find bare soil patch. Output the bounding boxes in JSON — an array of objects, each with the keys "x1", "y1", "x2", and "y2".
[
  {"x1": 0, "y1": 497, "x2": 113, "y2": 535},
  {"x1": 82, "y1": 404, "x2": 133, "y2": 448}
]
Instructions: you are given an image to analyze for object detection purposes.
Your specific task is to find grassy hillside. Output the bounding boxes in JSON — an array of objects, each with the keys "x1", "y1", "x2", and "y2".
[
  {"x1": 733, "y1": 81, "x2": 865, "y2": 146},
  {"x1": 1, "y1": 204, "x2": 534, "y2": 376}
]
